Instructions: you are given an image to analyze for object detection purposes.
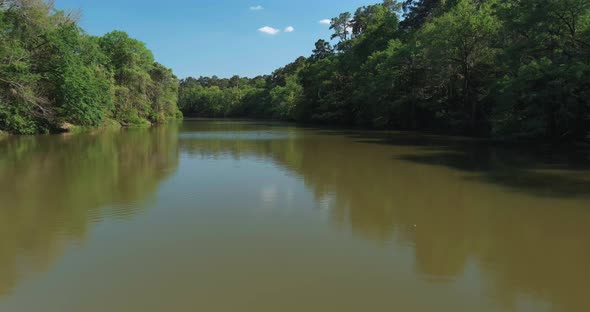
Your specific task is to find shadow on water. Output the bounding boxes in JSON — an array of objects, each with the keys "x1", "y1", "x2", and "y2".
[
  {"x1": 0, "y1": 126, "x2": 180, "y2": 296},
  {"x1": 316, "y1": 129, "x2": 590, "y2": 199},
  {"x1": 3, "y1": 120, "x2": 588, "y2": 311},
  {"x1": 178, "y1": 120, "x2": 590, "y2": 312}
]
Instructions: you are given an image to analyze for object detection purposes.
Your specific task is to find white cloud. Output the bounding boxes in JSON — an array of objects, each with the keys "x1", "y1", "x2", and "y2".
[
  {"x1": 284, "y1": 26, "x2": 295, "y2": 33},
  {"x1": 319, "y1": 19, "x2": 331, "y2": 25},
  {"x1": 258, "y1": 26, "x2": 280, "y2": 35},
  {"x1": 250, "y1": 5, "x2": 264, "y2": 11}
]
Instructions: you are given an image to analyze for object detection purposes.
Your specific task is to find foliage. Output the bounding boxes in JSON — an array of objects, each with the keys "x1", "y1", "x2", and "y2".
[
  {"x1": 0, "y1": 0, "x2": 180, "y2": 134},
  {"x1": 179, "y1": 0, "x2": 590, "y2": 141},
  {"x1": 179, "y1": 59, "x2": 308, "y2": 120}
]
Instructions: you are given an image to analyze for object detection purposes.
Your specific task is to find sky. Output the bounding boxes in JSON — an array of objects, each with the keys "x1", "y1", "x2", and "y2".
[{"x1": 55, "y1": 0, "x2": 379, "y2": 78}]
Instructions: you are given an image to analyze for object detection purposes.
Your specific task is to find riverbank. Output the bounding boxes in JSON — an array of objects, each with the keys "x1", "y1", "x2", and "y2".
[{"x1": 0, "y1": 117, "x2": 184, "y2": 136}]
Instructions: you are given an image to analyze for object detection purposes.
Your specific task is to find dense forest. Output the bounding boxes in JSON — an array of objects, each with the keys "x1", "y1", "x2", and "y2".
[
  {"x1": 179, "y1": 0, "x2": 590, "y2": 141},
  {"x1": 0, "y1": 0, "x2": 181, "y2": 134},
  {"x1": 2, "y1": 0, "x2": 589, "y2": 140}
]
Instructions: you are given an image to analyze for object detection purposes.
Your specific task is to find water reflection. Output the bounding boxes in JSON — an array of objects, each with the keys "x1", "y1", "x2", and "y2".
[
  {"x1": 1, "y1": 120, "x2": 589, "y2": 312},
  {"x1": 179, "y1": 121, "x2": 590, "y2": 312},
  {"x1": 0, "y1": 126, "x2": 179, "y2": 295}
]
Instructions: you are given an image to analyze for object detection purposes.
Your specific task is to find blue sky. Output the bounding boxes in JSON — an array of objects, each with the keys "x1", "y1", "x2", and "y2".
[{"x1": 56, "y1": 0, "x2": 379, "y2": 78}]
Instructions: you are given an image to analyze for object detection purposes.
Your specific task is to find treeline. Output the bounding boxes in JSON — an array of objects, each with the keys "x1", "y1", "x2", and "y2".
[
  {"x1": 180, "y1": 0, "x2": 590, "y2": 140},
  {"x1": 179, "y1": 61, "x2": 304, "y2": 120},
  {"x1": 0, "y1": 0, "x2": 181, "y2": 134}
]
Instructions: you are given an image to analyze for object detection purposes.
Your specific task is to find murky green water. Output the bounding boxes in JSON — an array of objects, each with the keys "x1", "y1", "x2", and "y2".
[{"x1": 1, "y1": 120, "x2": 589, "y2": 312}]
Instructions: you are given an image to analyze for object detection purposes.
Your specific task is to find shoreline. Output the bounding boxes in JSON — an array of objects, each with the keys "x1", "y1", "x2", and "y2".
[
  {"x1": 181, "y1": 117, "x2": 590, "y2": 147},
  {"x1": 2, "y1": 117, "x2": 588, "y2": 148}
]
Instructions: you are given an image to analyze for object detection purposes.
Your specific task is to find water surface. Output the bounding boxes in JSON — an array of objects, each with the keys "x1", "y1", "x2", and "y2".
[{"x1": 1, "y1": 120, "x2": 589, "y2": 312}]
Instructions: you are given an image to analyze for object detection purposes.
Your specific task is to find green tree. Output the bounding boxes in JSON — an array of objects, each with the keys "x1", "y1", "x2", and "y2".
[
  {"x1": 0, "y1": 1, "x2": 179, "y2": 134},
  {"x1": 330, "y1": 12, "x2": 352, "y2": 45},
  {"x1": 149, "y1": 63, "x2": 181, "y2": 123},
  {"x1": 176, "y1": 0, "x2": 590, "y2": 141},
  {"x1": 312, "y1": 39, "x2": 334, "y2": 60},
  {"x1": 418, "y1": 0, "x2": 501, "y2": 133},
  {"x1": 493, "y1": 0, "x2": 590, "y2": 140},
  {"x1": 270, "y1": 75, "x2": 303, "y2": 120}
]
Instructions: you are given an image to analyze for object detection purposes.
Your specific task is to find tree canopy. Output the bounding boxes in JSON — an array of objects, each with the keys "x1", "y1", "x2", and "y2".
[
  {"x1": 179, "y1": 0, "x2": 590, "y2": 141},
  {"x1": 3, "y1": 0, "x2": 589, "y2": 141},
  {"x1": 0, "y1": 0, "x2": 180, "y2": 134}
]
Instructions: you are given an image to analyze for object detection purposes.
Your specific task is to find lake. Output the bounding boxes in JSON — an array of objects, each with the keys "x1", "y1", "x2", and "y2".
[{"x1": 1, "y1": 120, "x2": 589, "y2": 312}]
